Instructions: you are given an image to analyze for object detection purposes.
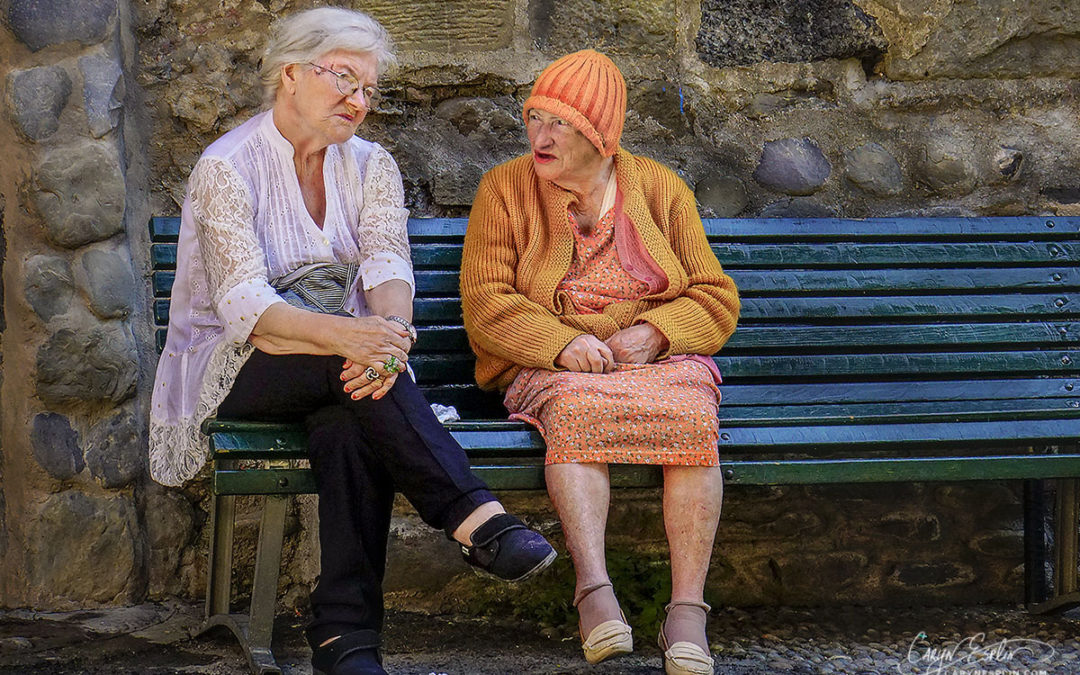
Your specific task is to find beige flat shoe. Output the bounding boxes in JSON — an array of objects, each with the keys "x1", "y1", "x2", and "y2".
[
  {"x1": 658, "y1": 602, "x2": 714, "y2": 675},
  {"x1": 582, "y1": 616, "x2": 634, "y2": 664},
  {"x1": 575, "y1": 582, "x2": 633, "y2": 664}
]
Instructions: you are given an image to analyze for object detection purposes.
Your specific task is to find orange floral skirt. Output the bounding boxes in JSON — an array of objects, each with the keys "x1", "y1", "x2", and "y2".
[{"x1": 504, "y1": 359, "x2": 721, "y2": 466}]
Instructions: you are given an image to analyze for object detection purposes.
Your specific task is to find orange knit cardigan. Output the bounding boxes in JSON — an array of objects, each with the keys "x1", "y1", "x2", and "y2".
[{"x1": 460, "y1": 148, "x2": 741, "y2": 391}]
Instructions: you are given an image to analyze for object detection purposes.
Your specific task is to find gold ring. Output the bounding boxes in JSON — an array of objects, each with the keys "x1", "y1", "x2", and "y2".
[{"x1": 363, "y1": 366, "x2": 380, "y2": 381}]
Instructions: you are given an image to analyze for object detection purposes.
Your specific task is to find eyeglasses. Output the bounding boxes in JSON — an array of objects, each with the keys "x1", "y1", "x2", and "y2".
[{"x1": 307, "y1": 63, "x2": 379, "y2": 106}]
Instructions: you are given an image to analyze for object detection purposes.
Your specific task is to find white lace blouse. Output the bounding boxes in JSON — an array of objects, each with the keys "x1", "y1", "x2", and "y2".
[{"x1": 149, "y1": 110, "x2": 413, "y2": 486}]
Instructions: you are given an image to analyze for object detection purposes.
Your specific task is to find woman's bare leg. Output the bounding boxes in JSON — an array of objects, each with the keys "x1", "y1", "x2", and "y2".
[
  {"x1": 663, "y1": 464, "x2": 724, "y2": 651},
  {"x1": 545, "y1": 462, "x2": 622, "y2": 635}
]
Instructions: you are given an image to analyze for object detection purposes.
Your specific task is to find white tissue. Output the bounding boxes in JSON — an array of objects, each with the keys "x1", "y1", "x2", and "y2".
[{"x1": 430, "y1": 403, "x2": 460, "y2": 424}]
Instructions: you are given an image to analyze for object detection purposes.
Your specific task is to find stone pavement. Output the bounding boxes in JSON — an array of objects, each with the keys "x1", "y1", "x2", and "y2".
[{"x1": 1, "y1": 600, "x2": 1078, "y2": 674}]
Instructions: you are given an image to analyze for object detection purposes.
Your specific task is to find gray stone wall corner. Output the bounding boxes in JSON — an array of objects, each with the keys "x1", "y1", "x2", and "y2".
[{"x1": 0, "y1": 0, "x2": 172, "y2": 609}]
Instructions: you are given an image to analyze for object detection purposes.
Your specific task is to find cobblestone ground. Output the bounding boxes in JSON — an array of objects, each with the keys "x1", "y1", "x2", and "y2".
[{"x1": 0, "y1": 601, "x2": 1078, "y2": 674}]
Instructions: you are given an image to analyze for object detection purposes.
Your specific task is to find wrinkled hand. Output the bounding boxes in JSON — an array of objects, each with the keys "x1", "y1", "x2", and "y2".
[
  {"x1": 336, "y1": 316, "x2": 411, "y2": 370},
  {"x1": 555, "y1": 334, "x2": 614, "y2": 373},
  {"x1": 340, "y1": 359, "x2": 399, "y2": 401},
  {"x1": 605, "y1": 323, "x2": 668, "y2": 364}
]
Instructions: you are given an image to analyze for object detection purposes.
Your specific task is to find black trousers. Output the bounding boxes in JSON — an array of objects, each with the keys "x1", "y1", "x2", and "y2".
[{"x1": 218, "y1": 350, "x2": 496, "y2": 647}]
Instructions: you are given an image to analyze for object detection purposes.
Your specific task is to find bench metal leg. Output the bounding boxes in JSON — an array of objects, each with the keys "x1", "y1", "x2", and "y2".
[
  {"x1": 200, "y1": 492, "x2": 289, "y2": 674},
  {"x1": 1030, "y1": 477, "x2": 1080, "y2": 614},
  {"x1": 1023, "y1": 479, "x2": 1048, "y2": 605},
  {"x1": 205, "y1": 493, "x2": 236, "y2": 619},
  {"x1": 247, "y1": 494, "x2": 289, "y2": 669}
]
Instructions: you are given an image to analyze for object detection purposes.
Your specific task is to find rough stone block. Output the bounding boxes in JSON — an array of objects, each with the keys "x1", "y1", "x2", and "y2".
[
  {"x1": 753, "y1": 138, "x2": 832, "y2": 196},
  {"x1": 24, "y1": 255, "x2": 74, "y2": 322},
  {"x1": 79, "y1": 245, "x2": 135, "y2": 320},
  {"x1": 993, "y1": 146, "x2": 1024, "y2": 183},
  {"x1": 866, "y1": 0, "x2": 1080, "y2": 80},
  {"x1": 6, "y1": 0, "x2": 117, "y2": 52},
  {"x1": 529, "y1": 0, "x2": 675, "y2": 56},
  {"x1": 752, "y1": 552, "x2": 869, "y2": 599},
  {"x1": 1044, "y1": 187, "x2": 1080, "y2": 204},
  {"x1": 970, "y1": 530, "x2": 1023, "y2": 558},
  {"x1": 7, "y1": 65, "x2": 72, "y2": 141},
  {"x1": 870, "y1": 512, "x2": 940, "y2": 542},
  {"x1": 627, "y1": 80, "x2": 691, "y2": 135},
  {"x1": 36, "y1": 323, "x2": 138, "y2": 406},
  {"x1": 384, "y1": 515, "x2": 470, "y2": 593},
  {"x1": 695, "y1": 175, "x2": 748, "y2": 217},
  {"x1": 0, "y1": 195, "x2": 4, "y2": 333},
  {"x1": 696, "y1": 0, "x2": 887, "y2": 68},
  {"x1": 888, "y1": 561, "x2": 976, "y2": 590},
  {"x1": 758, "y1": 197, "x2": 837, "y2": 218},
  {"x1": 432, "y1": 164, "x2": 483, "y2": 207},
  {"x1": 435, "y1": 97, "x2": 520, "y2": 137},
  {"x1": 167, "y1": 72, "x2": 235, "y2": 136},
  {"x1": 364, "y1": 0, "x2": 514, "y2": 52},
  {"x1": 844, "y1": 142, "x2": 903, "y2": 196},
  {"x1": 84, "y1": 409, "x2": 142, "y2": 488},
  {"x1": 34, "y1": 139, "x2": 125, "y2": 249},
  {"x1": 28, "y1": 491, "x2": 135, "y2": 603},
  {"x1": 30, "y1": 412, "x2": 84, "y2": 480},
  {"x1": 78, "y1": 52, "x2": 125, "y2": 138},
  {"x1": 145, "y1": 490, "x2": 195, "y2": 598},
  {"x1": 917, "y1": 136, "x2": 977, "y2": 196}
]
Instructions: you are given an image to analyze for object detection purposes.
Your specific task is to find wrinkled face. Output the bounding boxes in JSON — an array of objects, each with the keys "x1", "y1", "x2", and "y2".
[
  {"x1": 526, "y1": 108, "x2": 603, "y2": 186},
  {"x1": 286, "y1": 49, "x2": 379, "y2": 146}
]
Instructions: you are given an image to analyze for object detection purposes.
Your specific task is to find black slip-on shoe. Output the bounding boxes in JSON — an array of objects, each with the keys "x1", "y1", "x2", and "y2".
[
  {"x1": 311, "y1": 629, "x2": 386, "y2": 675},
  {"x1": 459, "y1": 513, "x2": 557, "y2": 582}
]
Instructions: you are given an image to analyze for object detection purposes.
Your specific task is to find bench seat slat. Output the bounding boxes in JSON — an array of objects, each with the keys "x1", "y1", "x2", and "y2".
[
  {"x1": 211, "y1": 453, "x2": 1080, "y2": 495},
  {"x1": 416, "y1": 379, "x2": 1079, "y2": 417},
  {"x1": 449, "y1": 418, "x2": 1080, "y2": 451}
]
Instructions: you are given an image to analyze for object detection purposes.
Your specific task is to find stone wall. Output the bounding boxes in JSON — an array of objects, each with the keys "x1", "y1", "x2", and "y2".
[
  {"x1": 0, "y1": 0, "x2": 164, "y2": 608},
  {"x1": 0, "y1": 0, "x2": 1076, "y2": 611}
]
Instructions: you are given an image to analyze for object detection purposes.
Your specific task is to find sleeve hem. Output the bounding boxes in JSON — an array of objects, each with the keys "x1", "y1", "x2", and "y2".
[{"x1": 218, "y1": 279, "x2": 285, "y2": 345}]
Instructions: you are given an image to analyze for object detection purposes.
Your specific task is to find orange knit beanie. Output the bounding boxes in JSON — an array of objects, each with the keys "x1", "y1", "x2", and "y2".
[{"x1": 522, "y1": 49, "x2": 626, "y2": 158}]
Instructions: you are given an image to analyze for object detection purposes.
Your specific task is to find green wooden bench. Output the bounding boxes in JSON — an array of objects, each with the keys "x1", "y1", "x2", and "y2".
[{"x1": 151, "y1": 215, "x2": 1080, "y2": 675}]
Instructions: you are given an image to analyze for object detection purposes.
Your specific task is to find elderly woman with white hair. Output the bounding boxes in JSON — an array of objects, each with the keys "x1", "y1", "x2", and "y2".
[{"x1": 148, "y1": 8, "x2": 554, "y2": 675}]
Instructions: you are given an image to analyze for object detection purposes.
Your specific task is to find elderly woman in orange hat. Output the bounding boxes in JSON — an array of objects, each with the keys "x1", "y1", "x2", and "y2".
[{"x1": 460, "y1": 50, "x2": 740, "y2": 674}]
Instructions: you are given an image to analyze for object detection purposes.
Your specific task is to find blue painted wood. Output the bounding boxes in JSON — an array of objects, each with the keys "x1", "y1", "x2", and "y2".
[
  {"x1": 155, "y1": 214, "x2": 1080, "y2": 496},
  {"x1": 399, "y1": 216, "x2": 1080, "y2": 239},
  {"x1": 412, "y1": 323, "x2": 1080, "y2": 355},
  {"x1": 698, "y1": 216, "x2": 1080, "y2": 239},
  {"x1": 157, "y1": 293, "x2": 1079, "y2": 327},
  {"x1": 155, "y1": 215, "x2": 1080, "y2": 242},
  {"x1": 406, "y1": 350, "x2": 1078, "y2": 385},
  {"x1": 408, "y1": 241, "x2": 1080, "y2": 269}
]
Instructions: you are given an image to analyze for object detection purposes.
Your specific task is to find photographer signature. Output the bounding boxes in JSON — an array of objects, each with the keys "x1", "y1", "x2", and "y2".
[{"x1": 899, "y1": 631, "x2": 1055, "y2": 675}]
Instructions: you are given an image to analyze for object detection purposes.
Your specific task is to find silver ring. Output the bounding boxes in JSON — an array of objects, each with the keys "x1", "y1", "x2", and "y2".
[{"x1": 363, "y1": 366, "x2": 380, "y2": 381}]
